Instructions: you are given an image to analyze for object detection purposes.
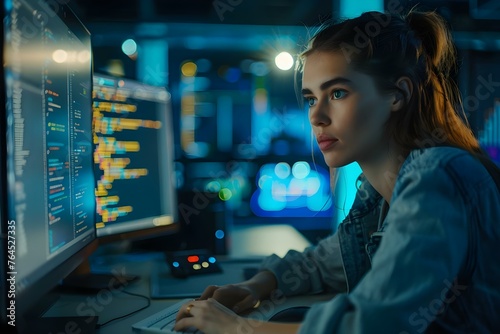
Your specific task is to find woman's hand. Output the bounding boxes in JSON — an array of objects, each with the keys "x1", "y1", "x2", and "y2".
[
  {"x1": 174, "y1": 298, "x2": 250, "y2": 334},
  {"x1": 198, "y1": 284, "x2": 260, "y2": 314},
  {"x1": 197, "y1": 270, "x2": 278, "y2": 314},
  {"x1": 175, "y1": 299, "x2": 302, "y2": 334}
]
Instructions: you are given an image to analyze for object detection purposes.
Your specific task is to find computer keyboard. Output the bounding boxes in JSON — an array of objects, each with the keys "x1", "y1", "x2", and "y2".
[{"x1": 132, "y1": 298, "x2": 203, "y2": 333}]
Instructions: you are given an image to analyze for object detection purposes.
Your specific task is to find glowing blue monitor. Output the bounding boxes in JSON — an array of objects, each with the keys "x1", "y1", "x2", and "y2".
[
  {"x1": 2, "y1": 0, "x2": 97, "y2": 328},
  {"x1": 250, "y1": 161, "x2": 332, "y2": 217}
]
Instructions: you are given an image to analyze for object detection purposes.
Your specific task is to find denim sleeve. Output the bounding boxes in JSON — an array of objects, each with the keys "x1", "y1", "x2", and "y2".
[
  {"x1": 298, "y1": 164, "x2": 468, "y2": 333},
  {"x1": 260, "y1": 232, "x2": 347, "y2": 296}
]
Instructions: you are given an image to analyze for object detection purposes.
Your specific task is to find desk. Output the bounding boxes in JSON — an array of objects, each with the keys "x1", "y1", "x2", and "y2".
[
  {"x1": 43, "y1": 253, "x2": 333, "y2": 334},
  {"x1": 41, "y1": 225, "x2": 330, "y2": 333}
]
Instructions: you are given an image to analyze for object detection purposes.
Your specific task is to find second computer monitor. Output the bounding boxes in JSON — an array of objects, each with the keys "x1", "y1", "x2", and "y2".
[{"x1": 93, "y1": 74, "x2": 178, "y2": 241}]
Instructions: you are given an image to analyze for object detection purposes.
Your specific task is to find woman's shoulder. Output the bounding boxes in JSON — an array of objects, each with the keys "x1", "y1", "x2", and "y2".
[
  {"x1": 398, "y1": 146, "x2": 497, "y2": 194},
  {"x1": 403, "y1": 146, "x2": 477, "y2": 168},
  {"x1": 402, "y1": 146, "x2": 487, "y2": 174}
]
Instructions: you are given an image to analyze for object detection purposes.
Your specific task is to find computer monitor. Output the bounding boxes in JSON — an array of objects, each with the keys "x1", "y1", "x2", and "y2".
[
  {"x1": 92, "y1": 73, "x2": 179, "y2": 242},
  {"x1": 1, "y1": 0, "x2": 97, "y2": 329}
]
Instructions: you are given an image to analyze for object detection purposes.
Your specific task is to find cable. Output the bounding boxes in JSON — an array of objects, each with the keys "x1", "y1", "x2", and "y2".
[{"x1": 95, "y1": 290, "x2": 151, "y2": 329}]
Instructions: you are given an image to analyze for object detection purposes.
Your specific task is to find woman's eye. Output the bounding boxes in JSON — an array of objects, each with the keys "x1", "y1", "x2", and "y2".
[
  {"x1": 332, "y1": 90, "x2": 347, "y2": 99},
  {"x1": 306, "y1": 97, "x2": 317, "y2": 107}
]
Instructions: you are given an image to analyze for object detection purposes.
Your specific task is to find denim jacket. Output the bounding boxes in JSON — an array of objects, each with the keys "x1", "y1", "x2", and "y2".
[{"x1": 260, "y1": 146, "x2": 500, "y2": 333}]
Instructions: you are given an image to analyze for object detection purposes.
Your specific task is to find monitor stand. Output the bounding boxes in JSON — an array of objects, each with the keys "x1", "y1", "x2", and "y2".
[{"x1": 61, "y1": 258, "x2": 139, "y2": 291}]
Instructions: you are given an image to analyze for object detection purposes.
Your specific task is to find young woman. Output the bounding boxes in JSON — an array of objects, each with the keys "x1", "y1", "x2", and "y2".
[{"x1": 174, "y1": 9, "x2": 500, "y2": 334}]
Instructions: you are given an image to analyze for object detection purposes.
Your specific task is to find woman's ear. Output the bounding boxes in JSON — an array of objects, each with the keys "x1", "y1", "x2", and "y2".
[{"x1": 390, "y1": 76, "x2": 413, "y2": 112}]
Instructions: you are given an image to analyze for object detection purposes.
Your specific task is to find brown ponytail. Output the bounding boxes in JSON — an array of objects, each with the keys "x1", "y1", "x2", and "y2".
[{"x1": 404, "y1": 10, "x2": 480, "y2": 154}]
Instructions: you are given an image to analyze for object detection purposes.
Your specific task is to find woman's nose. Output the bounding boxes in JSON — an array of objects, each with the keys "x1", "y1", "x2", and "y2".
[{"x1": 309, "y1": 102, "x2": 332, "y2": 127}]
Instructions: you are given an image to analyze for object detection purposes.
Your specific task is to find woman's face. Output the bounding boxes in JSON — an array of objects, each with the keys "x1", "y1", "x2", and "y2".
[{"x1": 302, "y1": 51, "x2": 395, "y2": 168}]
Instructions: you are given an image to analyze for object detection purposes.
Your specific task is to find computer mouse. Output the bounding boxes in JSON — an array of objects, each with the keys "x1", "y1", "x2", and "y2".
[{"x1": 269, "y1": 306, "x2": 311, "y2": 323}]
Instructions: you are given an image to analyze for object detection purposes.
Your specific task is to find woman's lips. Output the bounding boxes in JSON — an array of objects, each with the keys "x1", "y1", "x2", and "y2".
[
  {"x1": 317, "y1": 134, "x2": 339, "y2": 151},
  {"x1": 318, "y1": 138, "x2": 339, "y2": 151}
]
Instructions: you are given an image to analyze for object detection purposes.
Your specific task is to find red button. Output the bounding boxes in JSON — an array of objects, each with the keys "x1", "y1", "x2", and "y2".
[{"x1": 187, "y1": 255, "x2": 200, "y2": 263}]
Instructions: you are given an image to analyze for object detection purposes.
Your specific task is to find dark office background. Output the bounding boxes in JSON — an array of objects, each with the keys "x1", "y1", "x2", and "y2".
[{"x1": 69, "y1": 0, "x2": 500, "y2": 245}]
